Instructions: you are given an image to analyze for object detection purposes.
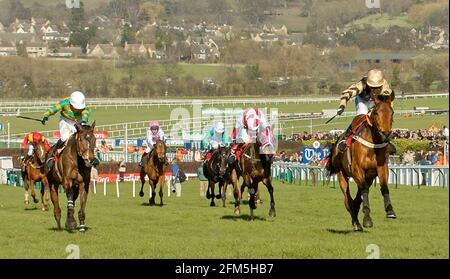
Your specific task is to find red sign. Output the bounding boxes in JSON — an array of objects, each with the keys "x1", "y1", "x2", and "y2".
[
  {"x1": 95, "y1": 172, "x2": 172, "y2": 183},
  {"x1": 53, "y1": 131, "x2": 109, "y2": 139}
]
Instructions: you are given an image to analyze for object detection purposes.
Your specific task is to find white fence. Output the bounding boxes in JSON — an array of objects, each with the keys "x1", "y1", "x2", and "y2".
[
  {"x1": 272, "y1": 162, "x2": 449, "y2": 187},
  {"x1": 0, "y1": 93, "x2": 447, "y2": 113}
]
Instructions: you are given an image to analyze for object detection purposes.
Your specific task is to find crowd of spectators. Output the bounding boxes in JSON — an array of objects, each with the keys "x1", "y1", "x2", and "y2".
[{"x1": 391, "y1": 126, "x2": 449, "y2": 141}]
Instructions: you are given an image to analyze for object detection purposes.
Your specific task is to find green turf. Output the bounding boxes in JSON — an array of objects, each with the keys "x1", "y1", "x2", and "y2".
[
  {"x1": 0, "y1": 180, "x2": 447, "y2": 258},
  {"x1": 347, "y1": 13, "x2": 417, "y2": 29}
]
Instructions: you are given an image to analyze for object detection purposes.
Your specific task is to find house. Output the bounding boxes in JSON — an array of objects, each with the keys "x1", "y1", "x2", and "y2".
[
  {"x1": 42, "y1": 31, "x2": 70, "y2": 43},
  {"x1": 86, "y1": 43, "x2": 120, "y2": 59},
  {"x1": 47, "y1": 47, "x2": 82, "y2": 58},
  {"x1": 0, "y1": 41, "x2": 17, "y2": 56},
  {"x1": 124, "y1": 42, "x2": 156, "y2": 58},
  {"x1": 25, "y1": 42, "x2": 48, "y2": 57}
]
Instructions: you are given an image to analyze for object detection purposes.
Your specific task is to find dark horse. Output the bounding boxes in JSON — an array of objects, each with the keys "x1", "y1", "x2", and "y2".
[
  {"x1": 139, "y1": 140, "x2": 168, "y2": 206},
  {"x1": 234, "y1": 143, "x2": 276, "y2": 220},
  {"x1": 22, "y1": 140, "x2": 50, "y2": 211},
  {"x1": 203, "y1": 147, "x2": 227, "y2": 207},
  {"x1": 47, "y1": 122, "x2": 96, "y2": 232},
  {"x1": 326, "y1": 92, "x2": 397, "y2": 231},
  {"x1": 218, "y1": 146, "x2": 241, "y2": 213}
]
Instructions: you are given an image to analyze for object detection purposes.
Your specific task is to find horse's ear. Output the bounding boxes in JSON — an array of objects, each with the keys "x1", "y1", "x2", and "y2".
[{"x1": 91, "y1": 121, "x2": 96, "y2": 129}]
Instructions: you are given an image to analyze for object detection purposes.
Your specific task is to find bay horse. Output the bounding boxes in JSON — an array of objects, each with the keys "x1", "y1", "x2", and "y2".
[
  {"x1": 326, "y1": 92, "x2": 396, "y2": 231},
  {"x1": 139, "y1": 140, "x2": 168, "y2": 206},
  {"x1": 234, "y1": 142, "x2": 276, "y2": 220},
  {"x1": 203, "y1": 146, "x2": 227, "y2": 207},
  {"x1": 21, "y1": 140, "x2": 50, "y2": 211},
  {"x1": 46, "y1": 122, "x2": 96, "y2": 232}
]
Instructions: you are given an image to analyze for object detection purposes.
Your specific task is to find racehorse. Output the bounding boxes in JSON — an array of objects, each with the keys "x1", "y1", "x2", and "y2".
[
  {"x1": 326, "y1": 92, "x2": 397, "y2": 231},
  {"x1": 139, "y1": 140, "x2": 168, "y2": 206},
  {"x1": 234, "y1": 142, "x2": 276, "y2": 220},
  {"x1": 218, "y1": 146, "x2": 240, "y2": 213},
  {"x1": 203, "y1": 147, "x2": 227, "y2": 207},
  {"x1": 46, "y1": 122, "x2": 96, "y2": 232},
  {"x1": 21, "y1": 140, "x2": 50, "y2": 211}
]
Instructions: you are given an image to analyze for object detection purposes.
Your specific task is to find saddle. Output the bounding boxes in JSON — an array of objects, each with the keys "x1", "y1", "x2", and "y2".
[{"x1": 339, "y1": 114, "x2": 373, "y2": 150}]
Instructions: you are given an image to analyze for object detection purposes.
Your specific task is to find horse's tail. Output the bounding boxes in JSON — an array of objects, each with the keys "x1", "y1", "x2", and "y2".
[{"x1": 324, "y1": 144, "x2": 337, "y2": 177}]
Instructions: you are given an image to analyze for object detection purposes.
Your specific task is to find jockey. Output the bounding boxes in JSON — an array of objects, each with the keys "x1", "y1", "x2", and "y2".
[
  {"x1": 139, "y1": 120, "x2": 166, "y2": 167},
  {"x1": 230, "y1": 108, "x2": 275, "y2": 161},
  {"x1": 21, "y1": 132, "x2": 50, "y2": 170},
  {"x1": 41, "y1": 91, "x2": 91, "y2": 169},
  {"x1": 336, "y1": 69, "x2": 396, "y2": 154},
  {"x1": 202, "y1": 121, "x2": 230, "y2": 161}
]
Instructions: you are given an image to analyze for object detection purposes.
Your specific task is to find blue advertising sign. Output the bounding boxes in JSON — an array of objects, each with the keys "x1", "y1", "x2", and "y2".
[{"x1": 301, "y1": 146, "x2": 330, "y2": 163}]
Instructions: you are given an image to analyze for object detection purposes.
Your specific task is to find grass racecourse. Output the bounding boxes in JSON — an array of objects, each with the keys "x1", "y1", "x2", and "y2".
[
  {"x1": 1, "y1": 96, "x2": 448, "y2": 136},
  {"x1": 0, "y1": 180, "x2": 448, "y2": 259}
]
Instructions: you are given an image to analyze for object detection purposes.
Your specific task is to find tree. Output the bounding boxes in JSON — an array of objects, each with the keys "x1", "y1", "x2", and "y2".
[
  {"x1": 121, "y1": 23, "x2": 135, "y2": 47},
  {"x1": 391, "y1": 66, "x2": 401, "y2": 88},
  {"x1": 68, "y1": 2, "x2": 96, "y2": 53}
]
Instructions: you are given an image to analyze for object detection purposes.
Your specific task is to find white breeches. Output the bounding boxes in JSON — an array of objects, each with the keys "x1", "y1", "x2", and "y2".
[{"x1": 59, "y1": 117, "x2": 77, "y2": 142}]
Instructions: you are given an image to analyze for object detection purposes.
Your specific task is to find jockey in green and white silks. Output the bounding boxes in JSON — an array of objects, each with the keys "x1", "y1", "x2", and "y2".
[
  {"x1": 202, "y1": 122, "x2": 230, "y2": 151},
  {"x1": 202, "y1": 122, "x2": 230, "y2": 162},
  {"x1": 42, "y1": 91, "x2": 91, "y2": 169}
]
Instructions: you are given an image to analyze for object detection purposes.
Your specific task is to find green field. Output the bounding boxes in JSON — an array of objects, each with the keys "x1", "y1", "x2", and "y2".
[
  {"x1": 346, "y1": 13, "x2": 417, "y2": 29},
  {"x1": 0, "y1": 96, "x2": 447, "y2": 137},
  {"x1": 0, "y1": 180, "x2": 447, "y2": 258}
]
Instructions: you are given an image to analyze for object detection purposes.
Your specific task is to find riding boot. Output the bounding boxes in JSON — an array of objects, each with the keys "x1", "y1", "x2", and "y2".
[
  {"x1": 46, "y1": 139, "x2": 64, "y2": 170},
  {"x1": 22, "y1": 155, "x2": 32, "y2": 172},
  {"x1": 139, "y1": 152, "x2": 148, "y2": 167},
  {"x1": 338, "y1": 124, "x2": 352, "y2": 153}
]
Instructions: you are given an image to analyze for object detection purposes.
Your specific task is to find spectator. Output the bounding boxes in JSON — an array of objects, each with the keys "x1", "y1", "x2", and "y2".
[
  {"x1": 170, "y1": 159, "x2": 182, "y2": 197},
  {"x1": 90, "y1": 158, "x2": 99, "y2": 191},
  {"x1": 196, "y1": 164, "x2": 208, "y2": 197},
  {"x1": 99, "y1": 140, "x2": 110, "y2": 153},
  {"x1": 418, "y1": 155, "x2": 431, "y2": 185},
  {"x1": 118, "y1": 158, "x2": 126, "y2": 183},
  {"x1": 308, "y1": 155, "x2": 320, "y2": 187}
]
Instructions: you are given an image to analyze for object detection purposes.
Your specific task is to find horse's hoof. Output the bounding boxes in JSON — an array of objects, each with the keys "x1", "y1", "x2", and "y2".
[
  {"x1": 79, "y1": 225, "x2": 86, "y2": 232},
  {"x1": 215, "y1": 194, "x2": 221, "y2": 199},
  {"x1": 206, "y1": 193, "x2": 211, "y2": 199},
  {"x1": 269, "y1": 208, "x2": 276, "y2": 218},
  {"x1": 139, "y1": 192, "x2": 144, "y2": 197},
  {"x1": 24, "y1": 200, "x2": 29, "y2": 205},
  {"x1": 353, "y1": 223, "x2": 363, "y2": 232},
  {"x1": 210, "y1": 201, "x2": 215, "y2": 207},
  {"x1": 386, "y1": 211, "x2": 397, "y2": 219},
  {"x1": 33, "y1": 199, "x2": 39, "y2": 204},
  {"x1": 363, "y1": 217, "x2": 373, "y2": 228},
  {"x1": 234, "y1": 208, "x2": 240, "y2": 216}
]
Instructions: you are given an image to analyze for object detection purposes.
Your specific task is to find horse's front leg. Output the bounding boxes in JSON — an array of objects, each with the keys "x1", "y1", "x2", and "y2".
[
  {"x1": 149, "y1": 180, "x2": 156, "y2": 206},
  {"x1": 139, "y1": 170, "x2": 146, "y2": 197},
  {"x1": 158, "y1": 177, "x2": 165, "y2": 206},
  {"x1": 220, "y1": 181, "x2": 227, "y2": 207},
  {"x1": 248, "y1": 180, "x2": 258, "y2": 221},
  {"x1": 41, "y1": 176, "x2": 50, "y2": 211},
  {"x1": 64, "y1": 181, "x2": 77, "y2": 231},
  {"x1": 262, "y1": 177, "x2": 276, "y2": 218},
  {"x1": 23, "y1": 172, "x2": 30, "y2": 205},
  {"x1": 353, "y1": 170, "x2": 373, "y2": 229},
  {"x1": 232, "y1": 174, "x2": 241, "y2": 215},
  {"x1": 207, "y1": 180, "x2": 215, "y2": 207},
  {"x1": 378, "y1": 165, "x2": 396, "y2": 219},
  {"x1": 77, "y1": 175, "x2": 89, "y2": 232}
]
